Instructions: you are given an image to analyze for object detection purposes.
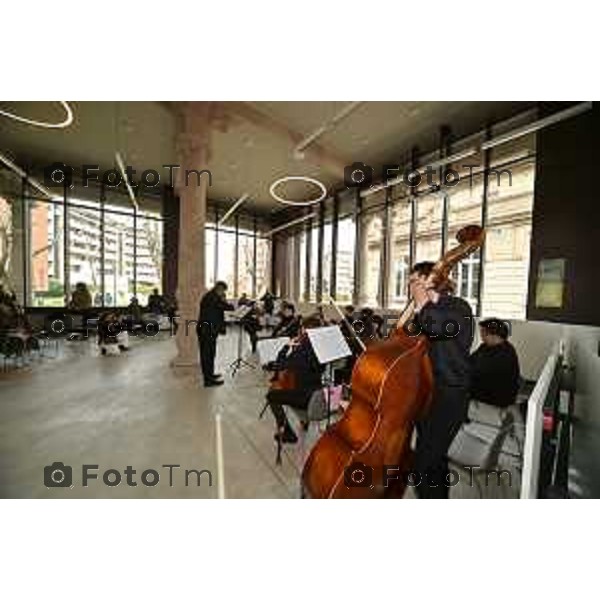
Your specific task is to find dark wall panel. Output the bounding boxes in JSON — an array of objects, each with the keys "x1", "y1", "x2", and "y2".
[{"x1": 527, "y1": 103, "x2": 598, "y2": 325}]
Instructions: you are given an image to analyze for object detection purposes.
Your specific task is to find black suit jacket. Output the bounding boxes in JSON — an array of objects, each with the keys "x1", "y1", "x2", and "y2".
[{"x1": 198, "y1": 290, "x2": 234, "y2": 336}]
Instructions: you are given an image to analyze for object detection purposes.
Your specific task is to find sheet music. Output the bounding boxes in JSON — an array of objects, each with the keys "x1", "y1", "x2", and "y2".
[
  {"x1": 306, "y1": 325, "x2": 352, "y2": 365},
  {"x1": 257, "y1": 336, "x2": 291, "y2": 366},
  {"x1": 225, "y1": 305, "x2": 253, "y2": 322}
]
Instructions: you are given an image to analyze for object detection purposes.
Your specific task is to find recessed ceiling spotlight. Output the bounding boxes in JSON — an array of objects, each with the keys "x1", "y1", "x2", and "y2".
[
  {"x1": 0, "y1": 100, "x2": 74, "y2": 129},
  {"x1": 269, "y1": 175, "x2": 327, "y2": 207}
]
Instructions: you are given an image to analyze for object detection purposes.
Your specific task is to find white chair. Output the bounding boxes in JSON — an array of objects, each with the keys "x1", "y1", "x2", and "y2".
[{"x1": 449, "y1": 408, "x2": 519, "y2": 497}]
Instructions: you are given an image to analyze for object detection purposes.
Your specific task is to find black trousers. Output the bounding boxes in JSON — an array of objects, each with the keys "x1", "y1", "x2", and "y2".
[
  {"x1": 243, "y1": 325, "x2": 258, "y2": 353},
  {"x1": 266, "y1": 388, "x2": 312, "y2": 430},
  {"x1": 412, "y1": 386, "x2": 468, "y2": 499},
  {"x1": 198, "y1": 326, "x2": 218, "y2": 381}
]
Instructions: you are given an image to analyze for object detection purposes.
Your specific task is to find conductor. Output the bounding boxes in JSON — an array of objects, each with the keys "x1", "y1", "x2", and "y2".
[{"x1": 197, "y1": 281, "x2": 234, "y2": 387}]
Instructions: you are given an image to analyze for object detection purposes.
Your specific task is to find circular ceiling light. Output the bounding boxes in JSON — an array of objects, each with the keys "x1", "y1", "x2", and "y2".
[
  {"x1": 269, "y1": 175, "x2": 327, "y2": 207},
  {"x1": 0, "y1": 100, "x2": 74, "y2": 129}
]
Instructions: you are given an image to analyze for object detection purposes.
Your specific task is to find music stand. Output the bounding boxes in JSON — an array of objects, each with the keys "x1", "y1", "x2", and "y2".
[
  {"x1": 306, "y1": 325, "x2": 352, "y2": 426},
  {"x1": 227, "y1": 305, "x2": 255, "y2": 377}
]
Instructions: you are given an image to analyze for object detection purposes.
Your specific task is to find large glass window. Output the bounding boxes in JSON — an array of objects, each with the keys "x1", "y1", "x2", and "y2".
[
  {"x1": 255, "y1": 235, "x2": 271, "y2": 297},
  {"x1": 29, "y1": 200, "x2": 65, "y2": 307},
  {"x1": 388, "y1": 197, "x2": 411, "y2": 308},
  {"x1": 415, "y1": 191, "x2": 444, "y2": 263},
  {"x1": 236, "y1": 231, "x2": 255, "y2": 297},
  {"x1": 0, "y1": 195, "x2": 14, "y2": 297},
  {"x1": 205, "y1": 228, "x2": 216, "y2": 289},
  {"x1": 308, "y1": 224, "x2": 319, "y2": 302},
  {"x1": 216, "y1": 227, "x2": 236, "y2": 291},
  {"x1": 481, "y1": 158, "x2": 535, "y2": 319},
  {"x1": 136, "y1": 215, "x2": 163, "y2": 305},
  {"x1": 446, "y1": 177, "x2": 484, "y2": 313},
  {"x1": 68, "y1": 204, "x2": 103, "y2": 306},
  {"x1": 298, "y1": 230, "x2": 307, "y2": 302},
  {"x1": 322, "y1": 221, "x2": 333, "y2": 298},
  {"x1": 335, "y1": 217, "x2": 355, "y2": 303},
  {"x1": 362, "y1": 211, "x2": 382, "y2": 306},
  {"x1": 102, "y1": 208, "x2": 134, "y2": 307}
]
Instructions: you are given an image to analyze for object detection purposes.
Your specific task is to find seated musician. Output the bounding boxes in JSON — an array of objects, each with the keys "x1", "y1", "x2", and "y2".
[
  {"x1": 265, "y1": 314, "x2": 324, "y2": 444},
  {"x1": 470, "y1": 318, "x2": 520, "y2": 408},
  {"x1": 240, "y1": 301, "x2": 263, "y2": 353},
  {"x1": 357, "y1": 307, "x2": 378, "y2": 346},
  {"x1": 409, "y1": 261, "x2": 474, "y2": 499},
  {"x1": 315, "y1": 303, "x2": 329, "y2": 325},
  {"x1": 271, "y1": 302, "x2": 301, "y2": 338}
]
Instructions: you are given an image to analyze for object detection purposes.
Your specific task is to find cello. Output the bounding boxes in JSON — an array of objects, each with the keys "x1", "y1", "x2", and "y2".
[{"x1": 301, "y1": 224, "x2": 485, "y2": 498}]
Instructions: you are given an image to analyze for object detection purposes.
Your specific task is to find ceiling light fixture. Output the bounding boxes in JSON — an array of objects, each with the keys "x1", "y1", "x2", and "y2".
[
  {"x1": 218, "y1": 193, "x2": 250, "y2": 226},
  {"x1": 0, "y1": 150, "x2": 57, "y2": 199},
  {"x1": 269, "y1": 175, "x2": 327, "y2": 207},
  {"x1": 115, "y1": 151, "x2": 138, "y2": 211},
  {"x1": 266, "y1": 212, "x2": 315, "y2": 237},
  {"x1": 294, "y1": 101, "x2": 363, "y2": 155},
  {"x1": 0, "y1": 101, "x2": 74, "y2": 129}
]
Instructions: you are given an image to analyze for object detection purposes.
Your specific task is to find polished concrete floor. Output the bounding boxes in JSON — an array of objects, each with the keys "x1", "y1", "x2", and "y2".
[{"x1": 0, "y1": 330, "x2": 522, "y2": 499}]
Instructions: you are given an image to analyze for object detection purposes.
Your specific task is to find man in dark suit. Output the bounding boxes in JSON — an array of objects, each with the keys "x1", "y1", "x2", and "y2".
[
  {"x1": 410, "y1": 261, "x2": 474, "y2": 499},
  {"x1": 197, "y1": 281, "x2": 234, "y2": 387}
]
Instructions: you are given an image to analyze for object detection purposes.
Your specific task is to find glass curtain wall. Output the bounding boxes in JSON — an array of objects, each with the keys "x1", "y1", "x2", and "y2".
[
  {"x1": 280, "y1": 109, "x2": 537, "y2": 320},
  {"x1": 204, "y1": 209, "x2": 271, "y2": 299},
  {"x1": 5, "y1": 175, "x2": 166, "y2": 309}
]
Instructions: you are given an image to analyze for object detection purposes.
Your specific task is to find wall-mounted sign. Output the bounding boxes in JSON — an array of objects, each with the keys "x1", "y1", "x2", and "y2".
[{"x1": 535, "y1": 258, "x2": 566, "y2": 308}]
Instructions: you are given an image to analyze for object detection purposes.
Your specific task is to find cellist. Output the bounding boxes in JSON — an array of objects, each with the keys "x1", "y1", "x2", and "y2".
[
  {"x1": 408, "y1": 261, "x2": 474, "y2": 499},
  {"x1": 265, "y1": 314, "x2": 324, "y2": 445}
]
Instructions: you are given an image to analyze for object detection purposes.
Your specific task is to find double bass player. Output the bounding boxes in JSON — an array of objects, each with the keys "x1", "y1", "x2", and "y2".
[{"x1": 408, "y1": 261, "x2": 474, "y2": 499}]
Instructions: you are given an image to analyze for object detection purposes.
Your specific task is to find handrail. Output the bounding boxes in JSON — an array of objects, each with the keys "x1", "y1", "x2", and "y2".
[{"x1": 520, "y1": 342, "x2": 561, "y2": 499}]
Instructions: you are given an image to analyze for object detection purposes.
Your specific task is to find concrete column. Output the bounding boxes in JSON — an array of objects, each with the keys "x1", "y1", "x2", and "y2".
[{"x1": 171, "y1": 102, "x2": 212, "y2": 375}]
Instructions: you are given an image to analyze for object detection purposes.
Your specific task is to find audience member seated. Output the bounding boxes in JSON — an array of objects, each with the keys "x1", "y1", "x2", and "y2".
[
  {"x1": 68, "y1": 282, "x2": 92, "y2": 311},
  {"x1": 0, "y1": 291, "x2": 39, "y2": 354},
  {"x1": 260, "y1": 290, "x2": 275, "y2": 316},
  {"x1": 147, "y1": 288, "x2": 165, "y2": 314},
  {"x1": 123, "y1": 297, "x2": 144, "y2": 332},
  {"x1": 470, "y1": 318, "x2": 520, "y2": 408},
  {"x1": 97, "y1": 311, "x2": 129, "y2": 355},
  {"x1": 272, "y1": 302, "x2": 301, "y2": 338}
]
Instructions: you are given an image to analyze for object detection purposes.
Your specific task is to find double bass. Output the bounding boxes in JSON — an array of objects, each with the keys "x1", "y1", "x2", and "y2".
[{"x1": 301, "y1": 225, "x2": 485, "y2": 499}]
